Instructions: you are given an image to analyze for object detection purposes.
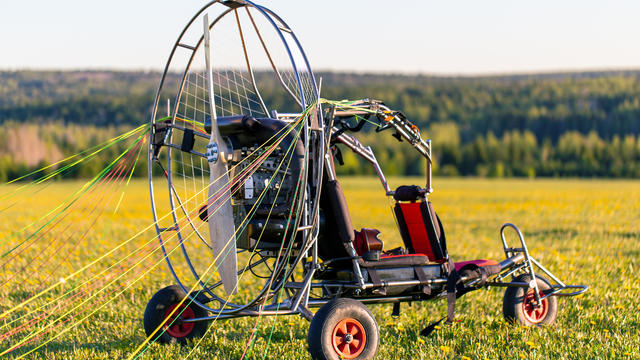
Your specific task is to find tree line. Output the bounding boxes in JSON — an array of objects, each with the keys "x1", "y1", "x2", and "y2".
[
  {"x1": 335, "y1": 124, "x2": 640, "y2": 178},
  {"x1": 1, "y1": 70, "x2": 639, "y2": 179}
]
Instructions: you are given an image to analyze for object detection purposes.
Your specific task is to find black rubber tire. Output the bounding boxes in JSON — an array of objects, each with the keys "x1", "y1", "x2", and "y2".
[
  {"x1": 503, "y1": 274, "x2": 558, "y2": 326},
  {"x1": 143, "y1": 285, "x2": 209, "y2": 344},
  {"x1": 308, "y1": 298, "x2": 379, "y2": 360}
]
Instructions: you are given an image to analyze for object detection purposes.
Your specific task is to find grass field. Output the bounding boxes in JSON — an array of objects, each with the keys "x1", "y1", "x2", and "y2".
[{"x1": 1, "y1": 177, "x2": 638, "y2": 359}]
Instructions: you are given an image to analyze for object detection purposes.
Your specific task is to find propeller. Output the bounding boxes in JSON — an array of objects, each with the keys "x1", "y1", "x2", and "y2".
[{"x1": 203, "y1": 13, "x2": 238, "y2": 295}]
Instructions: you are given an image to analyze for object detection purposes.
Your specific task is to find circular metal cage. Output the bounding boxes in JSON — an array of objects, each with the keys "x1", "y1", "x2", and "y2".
[{"x1": 147, "y1": 0, "x2": 324, "y2": 316}]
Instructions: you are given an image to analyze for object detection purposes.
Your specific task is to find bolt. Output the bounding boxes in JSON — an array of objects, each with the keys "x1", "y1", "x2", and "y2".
[{"x1": 344, "y1": 333, "x2": 353, "y2": 343}]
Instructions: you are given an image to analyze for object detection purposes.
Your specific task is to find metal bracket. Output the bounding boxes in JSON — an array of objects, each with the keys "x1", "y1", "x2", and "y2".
[{"x1": 222, "y1": 0, "x2": 247, "y2": 9}]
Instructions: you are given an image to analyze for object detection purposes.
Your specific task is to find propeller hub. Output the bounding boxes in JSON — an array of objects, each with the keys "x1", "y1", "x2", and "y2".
[{"x1": 206, "y1": 142, "x2": 219, "y2": 163}]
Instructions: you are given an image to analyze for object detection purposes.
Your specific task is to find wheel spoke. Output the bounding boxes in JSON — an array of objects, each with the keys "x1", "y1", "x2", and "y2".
[
  {"x1": 349, "y1": 324, "x2": 359, "y2": 336},
  {"x1": 340, "y1": 322, "x2": 348, "y2": 336},
  {"x1": 522, "y1": 288, "x2": 549, "y2": 323},
  {"x1": 351, "y1": 338, "x2": 360, "y2": 348}
]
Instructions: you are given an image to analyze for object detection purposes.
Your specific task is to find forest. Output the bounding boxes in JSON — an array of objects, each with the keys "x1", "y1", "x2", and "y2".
[{"x1": 1, "y1": 70, "x2": 639, "y2": 180}]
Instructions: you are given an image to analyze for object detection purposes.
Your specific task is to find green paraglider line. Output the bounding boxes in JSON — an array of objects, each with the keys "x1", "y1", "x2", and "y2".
[
  {"x1": 0, "y1": 130, "x2": 149, "y2": 260},
  {"x1": 0, "y1": 112, "x2": 303, "y2": 335},
  {"x1": 132, "y1": 105, "x2": 314, "y2": 360},
  {"x1": 0, "y1": 124, "x2": 147, "y2": 196},
  {"x1": 113, "y1": 135, "x2": 146, "y2": 213}
]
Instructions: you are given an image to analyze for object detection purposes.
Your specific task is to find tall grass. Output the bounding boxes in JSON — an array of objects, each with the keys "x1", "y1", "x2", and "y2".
[{"x1": 0, "y1": 177, "x2": 637, "y2": 359}]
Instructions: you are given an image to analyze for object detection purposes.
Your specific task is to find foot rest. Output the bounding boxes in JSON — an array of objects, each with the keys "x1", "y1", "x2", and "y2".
[{"x1": 454, "y1": 259, "x2": 499, "y2": 271}]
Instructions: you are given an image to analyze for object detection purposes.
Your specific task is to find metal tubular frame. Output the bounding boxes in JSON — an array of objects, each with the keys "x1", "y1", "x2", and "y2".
[
  {"x1": 496, "y1": 223, "x2": 588, "y2": 301},
  {"x1": 324, "y1": 99, "x2": 433, "y2": 195},
  {"x1": 147, "y1": 1, "x2": 587, "y2": 329}
]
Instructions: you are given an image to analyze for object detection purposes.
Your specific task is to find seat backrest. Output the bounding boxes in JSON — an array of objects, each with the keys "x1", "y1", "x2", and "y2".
[
  {"x1": 393, "y1": 186, "x2": 447, "y2": 263},
  {"x1": 317, "y1": 175, "x2": 354, "y2": 261}
]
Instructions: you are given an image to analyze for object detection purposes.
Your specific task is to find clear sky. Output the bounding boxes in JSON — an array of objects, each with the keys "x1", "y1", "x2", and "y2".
[{"x1": 1, "y1": 0, "x2": 639, "y2": 75}]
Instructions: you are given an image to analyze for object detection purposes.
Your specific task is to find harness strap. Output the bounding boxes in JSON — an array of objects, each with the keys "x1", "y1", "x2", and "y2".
[
  {"x1": 413, "y1": 266, "x2": 432, "y2": 295},
  {"x1": 368, "y1": 268, "x2": 386, "y2": 295},
  {"x1": 445, "y1": 258, "x2": 460, "y2": 324},
  {"x1": 420, "y1": 259, "x2": 460, "y2": 337}
]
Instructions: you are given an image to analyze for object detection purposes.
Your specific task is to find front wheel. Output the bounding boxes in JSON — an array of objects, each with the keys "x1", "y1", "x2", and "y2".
[
  {"x1": 503, "y1": 274, "x2": 558, "y2": 326},
  {"x1": 143, "y1": 285, "x2": 209, "y2": 344},
  {"x1": 308, "y1": 298, "x2": 379, "y2": 360}
]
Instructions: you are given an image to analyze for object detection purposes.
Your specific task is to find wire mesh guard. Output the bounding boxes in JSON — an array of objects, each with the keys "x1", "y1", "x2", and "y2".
[{"x1": 148, "y1": 0, "x2": 321, "y2": 314}]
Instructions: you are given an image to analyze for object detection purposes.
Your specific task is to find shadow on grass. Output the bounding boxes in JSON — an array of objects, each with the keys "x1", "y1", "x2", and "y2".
[
  {"x1": 609, "y1": 231, "x2": 640, "y2": 240},
  {"x1": 525, "y1": 227, "x2": 578, "y2": 239},
  {"x1": 2, "y1": 336, "x2": 136, "y2": 359},
  {"x1": 1, "y1": 332, "x2": 211, "y2": 359}
]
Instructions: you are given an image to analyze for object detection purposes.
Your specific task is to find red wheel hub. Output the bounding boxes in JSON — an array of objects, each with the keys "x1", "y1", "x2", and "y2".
[
  {"x1": 522, "y1": 289, "x2": 549, "y2": 324},
  {"x1": 331, "y1": 318, "x2": 366, "y2": 359},
  {"x1": 163, "y1": 303, "x2": 196, "y2": 338}
]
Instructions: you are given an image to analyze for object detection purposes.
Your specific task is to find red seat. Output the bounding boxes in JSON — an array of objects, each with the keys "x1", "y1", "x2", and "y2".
[
  {"x1": 454, "y1": 259, "x2": 499, "y2": 271},
  {"x1": 394, "y1": 199, "x2": 447, "y2": 263}
]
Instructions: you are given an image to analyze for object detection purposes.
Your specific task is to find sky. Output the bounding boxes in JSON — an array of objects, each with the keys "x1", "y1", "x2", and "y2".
[{"x1": 1, "y1": 0, "x2": 639, "y2": 75}]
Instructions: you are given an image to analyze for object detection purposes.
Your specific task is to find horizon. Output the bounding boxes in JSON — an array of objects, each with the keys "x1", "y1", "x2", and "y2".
[{"x1": 3, "y1": 67, "x2": 640, "y2": 79}]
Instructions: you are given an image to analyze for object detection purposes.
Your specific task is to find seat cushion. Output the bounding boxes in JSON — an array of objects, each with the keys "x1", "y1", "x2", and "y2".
[
  {"x1": 358, "y1": 254, "x2": 431, "y2": 268},
  {"x1": 454, "y1": 259, "x2": 499, "y2": 271}
]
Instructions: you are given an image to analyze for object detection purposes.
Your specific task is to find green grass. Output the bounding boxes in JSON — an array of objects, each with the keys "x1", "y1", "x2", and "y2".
[{"x1": 1, "y1": 177, "x2": 638, "y2": 359}]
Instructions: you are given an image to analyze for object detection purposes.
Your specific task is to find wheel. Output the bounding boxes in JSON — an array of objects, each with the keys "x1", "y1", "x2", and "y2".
[
  {"x1": 308, "y1": 298, "x2": 379, "y2": 360},
  {"x1": 143, "y1": 285, "x2": 209, "y2": 344},
  {"x1": 503, "y1": 274, "x2": 558, "y2": 326}
]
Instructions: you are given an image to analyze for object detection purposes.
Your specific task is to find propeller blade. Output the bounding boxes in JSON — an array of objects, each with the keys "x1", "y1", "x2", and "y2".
[
  {"x1": 207, "y1": 162, "x2": 237, "y2": 295},
  {"x1": 203, "y1": 13, "x2": 237, "y2": 295}
]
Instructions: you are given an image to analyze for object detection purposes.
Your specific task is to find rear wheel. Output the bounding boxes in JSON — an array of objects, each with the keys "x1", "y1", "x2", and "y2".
[
  {"x1": 143, "y1": 285, "x2": 209, "y2": 344},
  {"x1": 308, "y1": 298, "x2": 379, "y2": 360},
  {"x1": 503, "y1": 274, "x2": 558, "y2": 326}
]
